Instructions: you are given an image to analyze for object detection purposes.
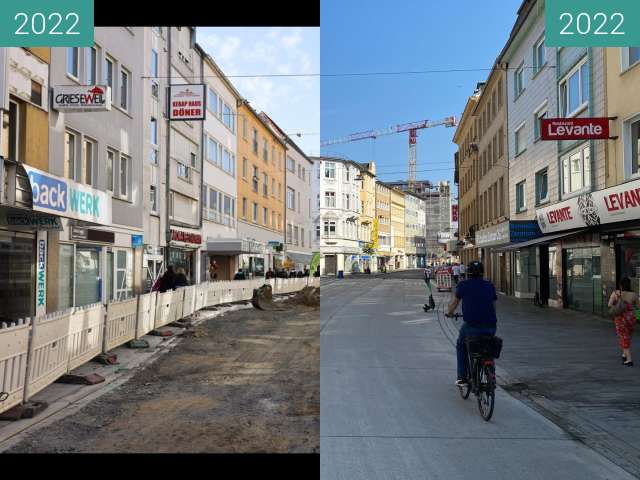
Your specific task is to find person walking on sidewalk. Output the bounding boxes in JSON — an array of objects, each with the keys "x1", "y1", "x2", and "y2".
[
  {"x1": 445, "y1": 260, "x2": 497, "y2": 386},
  {"x1": 459, "y1": 262, "x2": 466, "y2": 281},
  {"x1": 452, "y1": 263, "x2": 461, "y2": 285},
  {"x1": 608, "y1": 277, "x2": 639, "y2": 366}
]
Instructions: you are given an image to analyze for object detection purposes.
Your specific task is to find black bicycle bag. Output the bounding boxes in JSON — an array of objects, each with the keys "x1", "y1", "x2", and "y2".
[{"x1": 466, "y1": 336, "x2": 503, "y2": 359}]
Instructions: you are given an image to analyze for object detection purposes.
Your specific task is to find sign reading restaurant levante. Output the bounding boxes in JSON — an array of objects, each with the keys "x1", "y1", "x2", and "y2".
[
  {"x1": 169, "y1": 84, "x2": 206, "y2": 121},
  {"x1": 23, "y1": 165, "x2": 111, "y2": 225},
  {"x1": 540, "y1": 118, "x2": 611, "y2": 141},
  {"x1": 536, "y1": 178, "x2": 640, "y2": 234},
  {"x1": 52, "y1": 85, "x2": 111, "y2": 112}
]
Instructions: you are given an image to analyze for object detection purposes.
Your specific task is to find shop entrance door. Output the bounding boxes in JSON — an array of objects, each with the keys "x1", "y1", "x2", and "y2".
[
  {"x1": 0, "y1": 234, "x2": 34, "y2": 321},
  {"x1": 325, "y1": 255, "x2": 337, "y2": 275},
  {"x1": 75, "y1": 247, "x2": 101, "y2": 306},
  {"x1": 564, "y1": 247, "x2": 602, "y2": 315},
  {"x1": 499, "y1": 254, "x2": 507, "y2": 293}
]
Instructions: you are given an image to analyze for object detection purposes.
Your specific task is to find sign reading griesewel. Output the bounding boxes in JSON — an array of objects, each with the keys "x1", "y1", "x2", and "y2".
[
  {"x1": 536, "y1": 178, "x2": 640, "y2": 234},
  {"x1": 169, "y1": 84, "x2": 206, "y2": 121},
  {"x1": 540, "y1": 118, "x2": 610, "y2": 141},
  {"x1": 52, "y1": 85, "x2": 111, "y2": 112}
]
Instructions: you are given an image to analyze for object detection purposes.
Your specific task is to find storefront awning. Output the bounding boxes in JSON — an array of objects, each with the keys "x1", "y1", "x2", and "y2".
[
  {"x1": 207, "y1": 239, "x2": 266, "y2": 255},
  {"x1": 496, "y1": 228, "x2": 589, "y2": 251}
]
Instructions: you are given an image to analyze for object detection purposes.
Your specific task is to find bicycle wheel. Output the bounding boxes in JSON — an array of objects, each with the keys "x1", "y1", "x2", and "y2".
[
  {"x1": 477, "y1": 362, "x2": 495, "y2": 421},
  {"x1": 458, "y1": 357, "x2": 471, "y2": 400}
]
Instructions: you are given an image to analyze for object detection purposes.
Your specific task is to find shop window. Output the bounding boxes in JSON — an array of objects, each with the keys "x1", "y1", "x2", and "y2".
[
  {"x1": 561, "y1": 144, "x2": 591, "y2": 196},
  {"x1": 114, "y1": 250, "x2": 133, "y2": 301},
  {"x1": 0, "y1": 234, "x2": 35, "y2": 321},
  {"x1": 75, "y1": 247, "x2": 100, "y2": 307}
]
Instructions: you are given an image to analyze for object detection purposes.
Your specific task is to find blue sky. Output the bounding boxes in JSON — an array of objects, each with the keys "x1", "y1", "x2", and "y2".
[
  {"x1": 321, "y1": 0, "x2": 523, "y2": 196},
  {"x1": 197, "y1": 27, "x2": 320, "y2": 156}
]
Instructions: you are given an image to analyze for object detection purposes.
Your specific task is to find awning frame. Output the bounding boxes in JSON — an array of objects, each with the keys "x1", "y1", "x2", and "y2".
[{"x1": 494, "y1": 228, "x2": 590, "y2": 252}]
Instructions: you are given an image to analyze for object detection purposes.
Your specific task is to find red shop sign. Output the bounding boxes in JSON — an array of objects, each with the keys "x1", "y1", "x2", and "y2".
[
  {"x1": 171, "y1": 230, "x2": 202, "y2": 245},
  {"x1": 541, "y1": 118, "x2": 611, "y2": 141}
]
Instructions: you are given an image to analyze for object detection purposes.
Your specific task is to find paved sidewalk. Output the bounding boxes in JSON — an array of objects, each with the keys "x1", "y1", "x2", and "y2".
[{"x1": 438, "y1": 290, "x2": 640, "y2": 477}]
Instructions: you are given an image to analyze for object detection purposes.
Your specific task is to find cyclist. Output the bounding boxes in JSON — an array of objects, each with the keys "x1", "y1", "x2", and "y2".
[{"x1": 445, "y1": 260, "x2": 497, "y2": 387}]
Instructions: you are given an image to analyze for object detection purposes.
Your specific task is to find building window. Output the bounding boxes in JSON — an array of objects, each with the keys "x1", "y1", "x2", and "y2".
[
  {"x1": 325, "y1": 191, "x2": 336, "y2": 208},
  {"x1": 30, "y1": 80, "x2": 42, "y2": 106},
  {"x1": 208, "y1": 88, "x2": 218, "y2": 115},
  {"x1": 534, "y1": 103, "x2": 548, "y2": 141},
  {"x1": 243, "y1": 118, "x2": 247, "y2": 139},
  {"x1": 191, "y1": 152, "x2": 197, "y2": 168},
  {"x1": 622, "y1": 47, "x2": 640, "y2": 71},
  {"x1": 515, "y1": 123, "x2": 525, "y2": 156},
  {"x1": 287, "y1": 156, "x2": 295, "y2": 172},
  {"x1": 516, "y1": 180, "x2": 526, "y2": 213},
  {"x1": 252, "y1": 128, "x2": 258, "y2": 154},
  {"x1": 535, "y1": 168, "x2": 549, "y2": 205},
  {"x1": 150, "y1": 185, "x2": 157, "y2": 212},
  {"x1": 151, "y1": 49, "x2": 158, "y2": 97},
  {"x1": 252, "y1": 166, "x2": 259, "y2": 192},
  {"x1": 533, "y1": 36, "x2": 546, "y2": 74},
  {"x1": 177, "y1": 162, "x2": 190, "y2": 182},
  {"x1": 278, "y1": 183, "x2": 282, "y2": 200},
  {"x1": 82, "y1": 139, "x2": 95, "y2": 186},
  {"x1": 301, "y1": 228, "x2": 305, "y2": 247},
  {"x1": 120, "y1": 154, "x2": 130, "y2": 198},
  {"x1": 106, "y1": 149, "x2": 115, "y2": 192},
  {"x1": 65, "y1": 130, "x2": 76, "y2": 180},
  {"x1": 223, "y1": 103, "x2": 234, "y2": 132},
  {"x1": 242, "y1": 157, "x2": 248, "y2": 178},
  {"x1": 560, "y1": 59, "x2": 589, "y2": 117},
  {"x1": 262, "y1": 173, "x2": 268, "y2": 197},
  {"x1": 104, "y1": 56, "x2": 114, "y2": 102},
  {"x1": 263, "y1": 139, "x2": 268, "y2": 162},
  {"x1": 271, "y1": 146, "x2": 276, "y2": 166},
  {"x1": 324, "y1": 221, "x2": 336, "y2": 237},
  {"x1": 286, "y1": 224, "x2": 293, "y2": 244},
  {"x1": 626, "y1": 115, "x2": 640, "y2": 176},
  {"x1": 120, "y1": 68, "x2": 129, "y2": 110},
  {"x1": 294, "y1": 226, "x2": 299, "y2": 246},
  {"x1": 272, "y1": 178, "x2": 276, "y2": 197},
  {"x1": 263, "y1": 207, "x2": 268, "y2": 225},
  {"x1": 562, "y1": 144, "x2": 591, "y2": 196},
  {"x1": 287, "y1": 187, "x2": 295, "y2": 210},
  {"x1": 242, "y1": 198, "x2": 247, "y2": 219},
  {"x1": 207, "y1": 137, "x2": 218, "y2": 164},
  {"x1": 514, "y1": 62, "x2": 524, "y2": 98},
  {"x1": 87, "y1": 47, "x2": 97, "y2": 84},
  {"x1": 324, "y1": 162, "x2": 335, "y2": 179},
  {"x1": 67, "y1": 47, "x2": 79, "y2": 78}
]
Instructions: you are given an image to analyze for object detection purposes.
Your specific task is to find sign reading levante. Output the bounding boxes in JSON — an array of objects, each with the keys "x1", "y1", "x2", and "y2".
[
  {"x1": 23, "y1": 165, "x2": 111, "y2": 225},
  {"x1": 536, "y1": 178, "x2": 640, "y2": 234},
  {"x1": 169, "y1": 84, "x2": 206, "y2": 121},
  {"x1": 540, "y1": 118, "x2": 611, "y2": 141},
  {"x1": 52, "y1": 85, "x2": 111, "y2": 112}
]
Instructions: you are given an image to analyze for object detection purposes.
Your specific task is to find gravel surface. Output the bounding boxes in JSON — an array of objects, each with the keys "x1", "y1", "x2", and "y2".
[{"x1": 6, "y1": 298, "x2": 319, "y2": 453}]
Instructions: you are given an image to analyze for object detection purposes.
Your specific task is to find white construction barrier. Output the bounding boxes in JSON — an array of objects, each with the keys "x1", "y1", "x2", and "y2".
[
  {"x1": 67, "y1": 303, "x2": 104, "y2": 372},
  {"x1": 104, "y1": 297, "x2": 138, "y2": 352},
  {"x1": 0, "y1": 320, "x2": 31, "y2": 411},
  {"x1": 136, "y1": 292, "x2": 157, "y2": 338},
  {"x1": 154, "y1": 290, "x2": 174, "y2": 329}
]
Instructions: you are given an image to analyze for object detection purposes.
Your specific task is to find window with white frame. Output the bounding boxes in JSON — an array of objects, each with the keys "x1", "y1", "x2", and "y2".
[
  {"x1": 222, "y1": 148, "x2": 235, "y2": 176},
  {"x1": 533, "y1": 37, "x2": 546, "y2": 74},
  {"x1": 252, "y1": 202, "x2": 258, "y2": 223},
  {"x1": 223, "y1": 103, "x2": 234, "y2": 132},
  {"x1": 560, "y1": 59, "x2": 589, "y2": 117},
  {"x1": 207, "y1": 137, "x2": 218, "y2": 164},
  {"x1": 324, "y1": 162, "x2": 335, "y2": 178},
  {"x1": 120, "y1": 68, "x2": 130, "y2": 110},
  {"x1": 119, "y1": 154, "x2": 130, "y2": 198},
  {"x1": 534, "y1": 103, "x2": 548, "y2": 141},
  {"x1": 104, "y1": 56, "x2": 114, "y2": 102},
  {"x1": 252, "y1": 128, "x2": 258, "y2": 154},
  {"x1": 325, "y1": 191, "x2": 336, "y2": 208},
  {"x1": 287, "y1": 156, "x2": 295, "y2": 172},
  {"x1": 150, "y1": 184, "x2": 157, "y2": 212},
  {"x1": 516, "y1": 180, "x2": 526, "y2": 212},
  {"x1": 515, "y1": 123, "x2": 526, "y2": 155},
  {"x1": 286, "y1": 223, "x2": 293, "y2": 244},
  {"x1": 252, "y1": 166, "x2": 259, "y2": 192},
  {"x1": 514, "y1": 62, "x2": 524, "y2": 98},
  {"x1": 65, "y1": 130, "x2": 77, "y2": 180},
  {"x1": 177, "y1": 162, "x2": 190, "y2": 182},
  {"x1": 626, "y1": 115, "x2": 640, "y2": 176},
  {"x1": 114, "y1": 249, "x2": 133, "y2": 301},
  {"x1": 535, "y1": 168, "x2": 549, "y2": 205},
  {"x1": 324, "y1": 220, "x2": 336, "y2": 237},
  {"x1": 82, "y1": 138, "x2": 95, "y2": 186},
  {"x1": 208, "y1": 88, "x2": 218, "y2": 115},
  {"x1": 151, "y1": 49, "x2": 159, "y2": 97},
  {"x1": 263, "y1": 207, "x2": 268, "y2": 225},
  {"x1": 262, "y1": 173, "x2": 268, "y2": 197},
  {"x1": 67, "y1": 47, "x2": 79, "y2": 78},
  {"x1": 294, "y1": 226, "x2": 299, "y2": 246},
  {"x1": 263, "y1": 139, "x2": 268, "y2": 162},
  {"x1": 622, "y1": 47, "x2": 640, "y2": 71},
  {"x1": 287, "y1": 187, "x2": 295, "y2": 210},
  {"x1": 87, "y1": 47, "x2": 97, "y2": 84},
  {"x1": 561, "y1": 143, "x2": 591, "y2": 196},
  {"x1": 106, "y1": 149, "x2": 115, "y2": 192}
]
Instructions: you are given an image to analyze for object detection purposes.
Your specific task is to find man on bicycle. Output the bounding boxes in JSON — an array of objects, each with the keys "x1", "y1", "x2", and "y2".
[{"x1": 445, "y1": 260, "x2": 497, "y2": 387}]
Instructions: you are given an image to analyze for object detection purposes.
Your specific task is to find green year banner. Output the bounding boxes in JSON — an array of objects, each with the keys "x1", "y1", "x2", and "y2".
[
  {"x1": 546, "y1": 0, "x2": 640, "y2": 47},
  {"x1": 0, "y1": 0, "x2": 93, "y2": 47}
]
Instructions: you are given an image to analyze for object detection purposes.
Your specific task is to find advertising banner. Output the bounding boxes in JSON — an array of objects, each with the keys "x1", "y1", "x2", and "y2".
[
  {"x1": 23, "y1": 165, "x2": 111, "y2": 225},
  {"x1": 169, "y1": 84, "x2": 206, "y2": 121},
  {"x1": 52, "y1": 85, "x2": 111, "y2": 112},
  {"x1": 451, "y1": 204, "x2": 458, "y2": 222},
  {"x1": 536, "y1": 178, "x2": 640, "y2": 234},
  {"x1": 540, "y1": 117, "x2": 610, "y2": 141}
]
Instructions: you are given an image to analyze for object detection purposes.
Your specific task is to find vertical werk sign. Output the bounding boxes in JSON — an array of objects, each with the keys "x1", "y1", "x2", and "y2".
[
  {"x1": 169, "y1": 84, "x2": 206, "y2": 121},
  {"x1": 540, "y1": 118, "x2": 611, "y2": 141}
]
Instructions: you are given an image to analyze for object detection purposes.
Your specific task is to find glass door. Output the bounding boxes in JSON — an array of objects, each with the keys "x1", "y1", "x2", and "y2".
[
  {"x1": 75, "y1": 247, "x2": 101, "y2": 306},
  {"x1": 564, "y1": 247, "x2": 601, "y2": 315},
  {"x1": 0, "y1": 234, "x2": 34, "y2": 321}
]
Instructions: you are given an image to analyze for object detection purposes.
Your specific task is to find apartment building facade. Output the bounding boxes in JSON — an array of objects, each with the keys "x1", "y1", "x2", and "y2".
[
  {"x1": 390, "y1": 186, "x2": 406, "y2": 270},
  {"x1": 375, "y1": 181, "x2": 392, "y2": 271},
  {"x1": 261, "y1": 113, "x2": 314, "y2": 272},
  {"x1": 357, "y1": 162, "x2": 377, "y2": 272},
  {"x1": 404, "y1": 191, "x2": 426, "y2": 269},
  {"x1": 236, "y1": 101, "x2": 286, "y2": 276}
]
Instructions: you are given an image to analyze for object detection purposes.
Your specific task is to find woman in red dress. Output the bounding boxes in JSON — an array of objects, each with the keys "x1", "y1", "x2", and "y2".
[{"x1": 608, "y1": 277, "x2": 639, "y2": 366}]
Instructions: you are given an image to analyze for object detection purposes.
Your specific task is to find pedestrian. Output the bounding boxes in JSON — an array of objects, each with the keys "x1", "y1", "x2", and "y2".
[
  {"x1": 234, "y1": 268, "x2": 246, "y2": 280},
  {"x1": 452, "y1": 263, "x2": 461, "y2": 285},
  {"x1": 297, "y1": 270, "x2": 305, "y2": 278},
  {"x1": 608, "y1": 277, "x2": 639, "y2": 366},
  {"x1": 304, "y1": 266, "x2": 310, "y2": 277},
  {"x1": 209, "y1": 260, "x2": 218, "y2": 281},
  {"x1": 314, "y1": 265, "x2": 320, "y2": 278},
  {"x1": 424, "y1": 265, "x2": 433, "y2": 282},
  {"x1": 289, "y1": 270, "x2": 297, "y2": 278},
  {"x1": 265, "y1": 268, "x2": 275, "y2": 279},
  {"x1": 158, "y1": 265, "x2": 176, "y2": 293},
  {"x1": 459, "y1": 262, "x2": 466, "y2": 281},
  {"x1": 174, "y1": 267, "x2": 189, "y2": 288}
]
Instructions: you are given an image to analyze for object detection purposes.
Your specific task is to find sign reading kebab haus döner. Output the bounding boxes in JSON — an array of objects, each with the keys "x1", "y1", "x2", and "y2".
[
  {"x1": 536, "y1": 178, "x2": 640, "y2": 234},
  {"x1": 169, "y1": 84, "x2": 206, "y2": 121},
  {"x1": 52, "y1": 85, "x2": 111, "y2": 112}
]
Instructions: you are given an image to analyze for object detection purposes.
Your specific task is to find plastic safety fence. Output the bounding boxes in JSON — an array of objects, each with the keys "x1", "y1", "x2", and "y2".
[
  {"x1": 0, "y1": 320, "x2": 31, "y2": 412},
  {"x1": 0, "y1": 278, "x2": 317, "y2": 415}
]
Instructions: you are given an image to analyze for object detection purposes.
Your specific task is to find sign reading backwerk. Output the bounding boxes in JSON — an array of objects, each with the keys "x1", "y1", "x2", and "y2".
[
  {"x1": 52, "y1": 85, "x2": 111, "y2": 112},
  {"x1": 23, "y1": 165, "x2": 111, "y2": 225},
  {"x1": 169, "y1": 84, "x2": 206, "y2": 121},
  {"x1": 541, "y1": 118, "x2": 611, "y2": 141},
  {"x1": 536, "y1": 178, "x2": 640, "y2": 234}
]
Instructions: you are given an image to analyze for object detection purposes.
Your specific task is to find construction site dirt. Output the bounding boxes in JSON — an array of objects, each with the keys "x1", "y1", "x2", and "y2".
[{"x1": 6, "y1": 297, "x2": 320, "y2": 453}]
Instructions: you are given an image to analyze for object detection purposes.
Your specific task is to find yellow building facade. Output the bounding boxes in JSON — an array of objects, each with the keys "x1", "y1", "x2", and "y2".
[
  {"x1": 357, "y1": 162, "x2": 377, "y2": 272},
  {"x1": 237, "y1": 101, "x2": 286, "y2": 273},
  {"x1": 390, "y1": 187, "x2": 406, "y2": 270},
  {"x1": 375, "y1": 181, "x2": 392, "y2": 271}
]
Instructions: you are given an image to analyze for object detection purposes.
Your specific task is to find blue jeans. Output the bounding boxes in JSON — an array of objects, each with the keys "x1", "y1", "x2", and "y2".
[{"x1": 456, "y1": 323, "x2": 497, "y2": 379}]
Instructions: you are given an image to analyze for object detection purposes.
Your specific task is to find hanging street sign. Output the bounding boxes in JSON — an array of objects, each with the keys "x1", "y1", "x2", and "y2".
[
  {"x1": 52, "y1": 85, "x2": 111, "y2": 112},
  {"x1": 540, "y1": 117, "x2": 613, "y2": 141},
  {"x1": 168, "y1": 84, "x2": 206, "y2": 121}
]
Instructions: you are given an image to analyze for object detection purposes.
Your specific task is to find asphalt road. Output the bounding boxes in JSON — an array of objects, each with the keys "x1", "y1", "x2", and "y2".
[{"x1": 320, "y1": 273, "x2": 636, "y2": 480}]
